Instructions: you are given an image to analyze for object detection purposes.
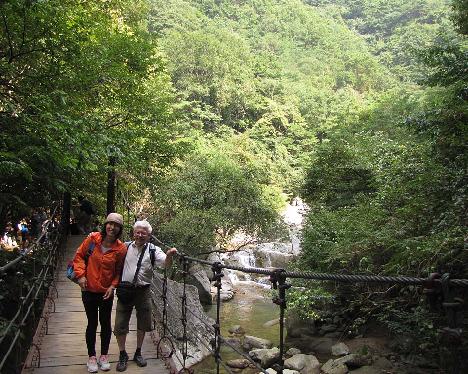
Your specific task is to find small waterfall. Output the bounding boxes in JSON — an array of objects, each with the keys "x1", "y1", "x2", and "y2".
[{"x1": 221, "y1": 197, "x2": 308, "y2": 287}]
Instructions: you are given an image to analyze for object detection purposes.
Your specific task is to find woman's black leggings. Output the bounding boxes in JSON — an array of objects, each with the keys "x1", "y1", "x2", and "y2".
[{"x1": 81, "y1": 291, "x2": 114, "y2": 357}]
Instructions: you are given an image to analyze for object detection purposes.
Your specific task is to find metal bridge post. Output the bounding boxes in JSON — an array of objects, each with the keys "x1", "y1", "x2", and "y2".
[
  {"x1": 211, "y1": 261, "x2": 224, "y2": 374},
  {"x1": 179, "y1": 255, "x2": 190, "y2": 373},
  {"x1": 270, "y1": 269, "x2": 291, "y2": 374}
]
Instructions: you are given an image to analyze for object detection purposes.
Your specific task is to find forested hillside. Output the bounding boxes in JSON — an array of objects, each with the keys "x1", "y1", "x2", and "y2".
[{"x1": 1, "y1": 0, "x2": 466, "y2": 368}]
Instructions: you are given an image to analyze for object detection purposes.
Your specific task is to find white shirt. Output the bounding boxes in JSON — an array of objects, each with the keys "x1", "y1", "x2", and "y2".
[{"x1": 121, "y1": 242, "x2": 166, "y2": 286}]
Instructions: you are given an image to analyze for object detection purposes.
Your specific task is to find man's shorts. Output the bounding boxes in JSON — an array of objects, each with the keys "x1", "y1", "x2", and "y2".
[{"x1": 114, "y1": 286, "x2": 152, "y2": 335}]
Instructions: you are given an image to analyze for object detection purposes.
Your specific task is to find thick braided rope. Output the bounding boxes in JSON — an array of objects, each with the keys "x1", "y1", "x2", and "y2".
[{"x1": 181, "y1": 254, "x2": 468, "y2": 287}]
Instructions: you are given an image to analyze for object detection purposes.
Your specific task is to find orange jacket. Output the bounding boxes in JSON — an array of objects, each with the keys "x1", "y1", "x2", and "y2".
[{"x1": 72, "y1": 232, "x2": 127, "y2": 293}]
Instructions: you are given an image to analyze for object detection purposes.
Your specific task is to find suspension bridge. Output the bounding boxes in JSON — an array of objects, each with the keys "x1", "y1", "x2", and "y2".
[{"x1": 1, "y1": 220, "x2": 467, "y2": 374}]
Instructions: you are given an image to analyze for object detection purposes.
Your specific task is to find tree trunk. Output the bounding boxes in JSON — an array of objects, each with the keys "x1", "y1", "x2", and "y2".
[
  {"x1": 106, "y1": 156, "x2": 116, "y2": 215},
  {"x1": 61, "y1": 192, "x2": 71, "y2": 235}
]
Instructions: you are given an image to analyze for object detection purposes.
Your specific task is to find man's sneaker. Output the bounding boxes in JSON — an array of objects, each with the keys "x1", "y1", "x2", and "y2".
[
  {"x1": 98, "y1": 355, "x2": 111, "y2": 371},
  {"x1": 87, "y1": 356, "x2": 98, "y2": 373},
  {"x1": 116, "y1": 351, "x2": 129, "y2": 372},
  {"x1": 133, "y1": 352, "x2": 147, "y2": 367}
]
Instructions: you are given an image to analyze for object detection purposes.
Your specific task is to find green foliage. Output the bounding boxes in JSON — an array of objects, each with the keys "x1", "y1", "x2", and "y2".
[
  {"x1": 308, "y1": 0, "x2": 454, "y2": 82},
  {"x1": 287, "y1": 285, "x2": 334, "y2": 320},
  {"x1": 0, "y1": 0, "x2": 184, "y2": 224},
  {"x1": 296, "y1": 2, "x2": 466, "y2": 361},
  {"x1": 377, "y1": 303, "x2": 439, "y2": 351},
  {"x1": 302, "y1": 141, "x2": 376, "y2": 209},
  {"x1": 153, "y1": 139, "x2": 285, "y2": 254}
]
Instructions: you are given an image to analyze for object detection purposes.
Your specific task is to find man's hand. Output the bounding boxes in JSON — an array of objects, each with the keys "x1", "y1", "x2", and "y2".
[
  {"x1": 167, "y1": 247, "x2": 177, "y2": 257},
  {"x1": 103, "y1": 285, "x2": 115, "y2": 300},
  {"x1": 78, "y1": 276, "x2": 87, "y2": 291},
  {"x1": 164, "y1": 247, "x2": 177, "y2": 268}
]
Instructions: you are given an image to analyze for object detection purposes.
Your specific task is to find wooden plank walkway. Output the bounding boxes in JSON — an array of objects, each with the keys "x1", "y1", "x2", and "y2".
[{"x1": 23, "y1": 235, "x2": 169, "y2": 374}]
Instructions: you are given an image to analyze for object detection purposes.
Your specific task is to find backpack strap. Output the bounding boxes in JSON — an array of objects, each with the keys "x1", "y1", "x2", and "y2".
[
  {"x1": 132, "y1": 243, "x2": 148, "y2": 285},
  {"x1": 84, "y1": 241, "x2": 95, "y2": 265},
  {"x1": 149, "y1": 245, "x2": 155, "y2": 268}
]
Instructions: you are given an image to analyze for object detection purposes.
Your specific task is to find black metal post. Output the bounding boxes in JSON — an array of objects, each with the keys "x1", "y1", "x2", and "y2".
[
  {"x1": 211, "y1": 262, "x2": 223, "y2": 374},
  {"x1": 271, "y1": 269, "x2": 290, "y2": 374}
]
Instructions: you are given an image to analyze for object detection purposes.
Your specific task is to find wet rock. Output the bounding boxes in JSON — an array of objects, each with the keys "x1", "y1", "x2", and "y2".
[
  {"x1": 325, "y1": 332, "x2": 342, "y2": 338},
  {"x1": 285, "y1": 348, "x2": 302, "y2": 357},
  {"x1": 226, "y1": 358, "x2": 251, "y2": 369},
  {"x1": 263, "y1": 318, "x2": 280, "y2": 327},
  {"x1": 186, "y1": 262, "x2": 212, "y2": 305},
  {"x1": 220, "y1": 290, "x2": 234, "y2": 301},
  {"x1": 249, "y1": 347, "x2": 280, "y2": 368},
  {"x1": 284, "y1": 353, "x2": 320, "y2": 374},
  {"x1": 224, "y1": 336, "x2": 242, "y2": 350},
  {"x1": 229, "y1": 325, "x2": 245, "y2": 335},
  {"x1": 261, "y1": 369, "x2": 300, "y2": 374},
  {"x1": 331, "y1": 342, "x2": 350, "y2": 356},
  {"x1": 243, "y1": 335, "x2": 273, "y2": 350},
  {"x1": 319, "y1": 324, "x2": 337, "y2": 334},
  {"x1": 321, "y1": 359, "x2": 348, "y2": 374}
]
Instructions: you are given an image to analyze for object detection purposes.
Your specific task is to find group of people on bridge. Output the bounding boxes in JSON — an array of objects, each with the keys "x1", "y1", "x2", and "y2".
[
  {"x1": 72, "y1": 212, "x2": 177, "y2": 373},
  {"x1": 1, "y1": 208, "x2": 50, "y2": 251}
]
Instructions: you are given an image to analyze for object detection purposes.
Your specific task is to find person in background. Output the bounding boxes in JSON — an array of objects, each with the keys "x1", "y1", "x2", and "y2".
[
  {"x1": 114, "y1": 220, "x2": 177, "y2": 372},
  {"x1": 30, "y1": 209, "x2": 41, "y2": 239},
  {"x1": 72, "y1": 213, "x2": 127, "y2": 373},
  {"x1": 77, "y1": 196, "x2": 96, "y2": 234}
]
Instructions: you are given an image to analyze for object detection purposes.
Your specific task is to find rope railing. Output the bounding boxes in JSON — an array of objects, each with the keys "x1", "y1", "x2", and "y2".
[
  {"x1": 0, "y1": 215, "x2": 63, "y2": 373},
  {"x1": 151, "y1": 246, "x2": 468, "y2": 374}
]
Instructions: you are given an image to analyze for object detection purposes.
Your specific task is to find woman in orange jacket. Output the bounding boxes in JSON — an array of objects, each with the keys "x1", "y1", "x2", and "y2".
[{"x1": 72, "y1": 213, "x2": 127, "y2": 373}]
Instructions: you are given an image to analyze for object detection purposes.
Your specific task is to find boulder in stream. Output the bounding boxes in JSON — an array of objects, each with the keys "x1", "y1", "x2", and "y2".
[
  {"x1": 331, "y1": 342, "x2": 350, "y2": 356},
  {"x1": 229, "y1": 325, "x2": 245, "y2": 335},
  {"x1": 227, "y1": 358, "x2": 251, "y2": 369},
  {"x1": 284, "y1": 354, "x2": 320, "y2": 374},
  {"x1": 186, "y1": 262, "x2": 212, "y2": 305},
  {"x1": 243, "y1": 335, "x2": 273, "y2": 350},
  {"x1": 249, "y1": 347, "x2": 280, "y2": 368}
]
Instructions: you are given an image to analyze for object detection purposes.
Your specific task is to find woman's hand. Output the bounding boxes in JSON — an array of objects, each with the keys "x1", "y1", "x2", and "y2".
[
  {"x1": 78, "y1": 276, "x2": 87, "y2": 290},
  {"x1": 103, "y1": 285, "x2": 115, "y2": 300}
]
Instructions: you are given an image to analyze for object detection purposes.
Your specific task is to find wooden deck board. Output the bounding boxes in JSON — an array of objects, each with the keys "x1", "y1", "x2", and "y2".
[{"x1": 23, "y1": 235, "x2": 169, "y2": 374}]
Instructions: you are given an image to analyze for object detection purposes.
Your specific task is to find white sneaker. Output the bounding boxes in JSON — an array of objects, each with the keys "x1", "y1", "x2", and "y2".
[
  {"x1": 98, "y1": 355, "x2": 111, "y2": 371},
  {"x1": 87, "y1": 356, "x2": 98, "y2": 373}
]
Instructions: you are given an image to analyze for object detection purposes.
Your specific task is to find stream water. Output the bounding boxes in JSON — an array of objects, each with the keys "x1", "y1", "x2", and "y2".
[{"x1": 193, "y1": 282, "x2": 280, "y2": 373}]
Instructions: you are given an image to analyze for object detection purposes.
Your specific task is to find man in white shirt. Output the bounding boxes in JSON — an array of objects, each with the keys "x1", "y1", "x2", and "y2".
[{"x1": 114, "y1": 220, "x2": 177, "y2": 372}]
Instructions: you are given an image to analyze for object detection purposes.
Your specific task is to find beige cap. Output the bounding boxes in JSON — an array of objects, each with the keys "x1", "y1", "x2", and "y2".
[{"x1": 104, "y1": 213, "x2": 123, "y2": 226}]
